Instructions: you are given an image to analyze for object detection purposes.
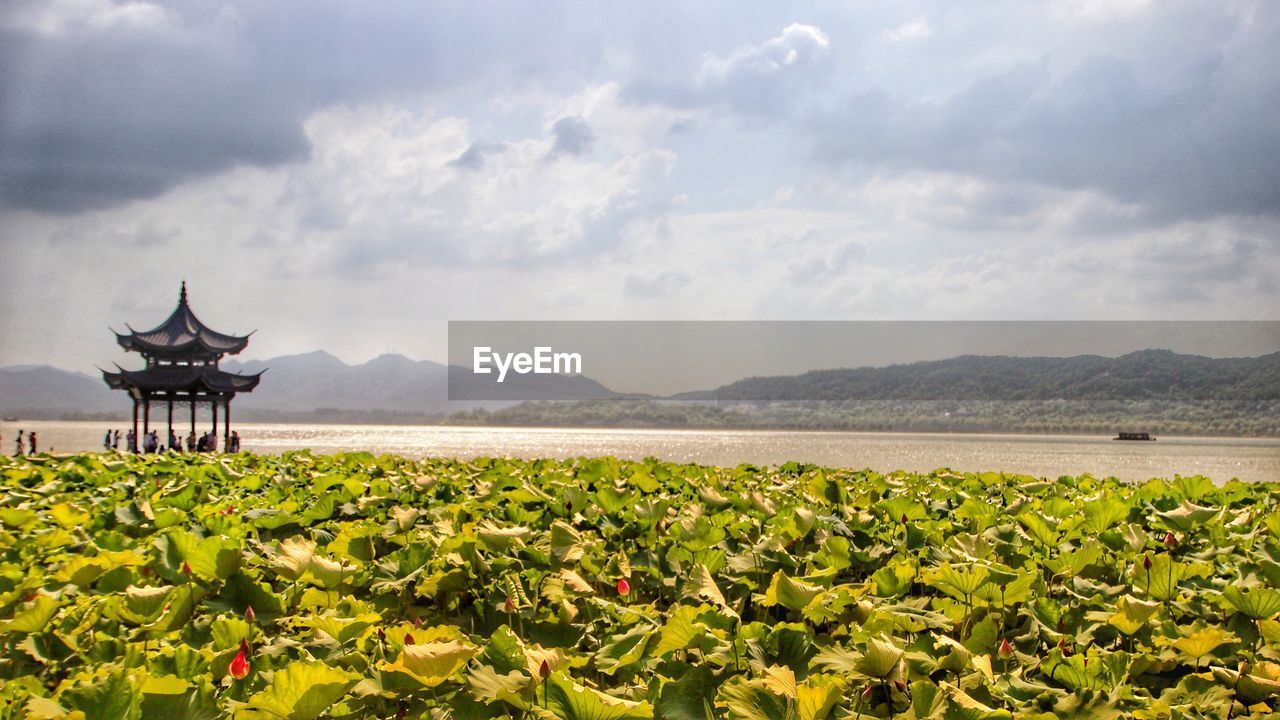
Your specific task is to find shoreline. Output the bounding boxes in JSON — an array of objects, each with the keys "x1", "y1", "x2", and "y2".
[{"x1": 4, "y1": 417, "x2": 1277, "y2": 442}]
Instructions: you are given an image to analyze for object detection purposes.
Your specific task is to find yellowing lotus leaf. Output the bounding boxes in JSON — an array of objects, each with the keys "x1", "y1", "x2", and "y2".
[{"x1": 383, "y1": 640, "x2": 479, "y2": 688}]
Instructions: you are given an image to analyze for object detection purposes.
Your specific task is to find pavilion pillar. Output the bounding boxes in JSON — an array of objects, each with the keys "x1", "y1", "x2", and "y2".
[
  {"x1": 167, "y1": 398, "x2": 173, "y2": 445},
  {"x1": 223, "y1": 399, "x2": 231, "y2": 452},
  {"x1": 143, "y1": 399, "x2": 150, "y2": 437},
  {"x1": 190, "y1": 396, "x2": 196, "y2": 436},
  {"x1": 131, "y1": 399, "x2": 139, "y2": 453},
  {"x1": 211, "y1": 399, "x2": 218, "y2": 448}
]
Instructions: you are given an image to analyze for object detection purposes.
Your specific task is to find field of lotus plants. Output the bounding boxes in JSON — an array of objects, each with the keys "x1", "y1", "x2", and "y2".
[{"x1": 2, "y1": 451, "x2": 1280, "y2": 719}]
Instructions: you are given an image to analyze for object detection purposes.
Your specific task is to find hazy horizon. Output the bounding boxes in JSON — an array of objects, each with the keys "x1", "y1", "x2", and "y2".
[{"x1": 6, "y1": 320, "x2": 1276, "y2": 398}]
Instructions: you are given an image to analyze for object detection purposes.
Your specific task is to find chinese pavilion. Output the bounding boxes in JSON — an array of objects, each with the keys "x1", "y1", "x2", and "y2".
[{"x1": 102, "y1": 282, "x2": 263, "y2": 450}]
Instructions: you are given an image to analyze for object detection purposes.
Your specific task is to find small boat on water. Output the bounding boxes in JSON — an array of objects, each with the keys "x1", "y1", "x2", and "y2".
[
  {"x1": 1114, "y1": 432, "x2": 1156, "y2": 441},
  {"x1": 2, "y1": 416, "x2": 16, "y2": 422}
]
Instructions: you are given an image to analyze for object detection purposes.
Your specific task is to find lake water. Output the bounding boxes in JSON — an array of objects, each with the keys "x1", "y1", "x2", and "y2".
[{"x1": 5, "y1": 420, "x2": 1278, "y2": 483}]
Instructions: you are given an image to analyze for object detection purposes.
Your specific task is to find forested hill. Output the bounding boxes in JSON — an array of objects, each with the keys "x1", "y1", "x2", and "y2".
[{"x1": 688, "y1": 350, "x2": 1280, "y2": 402}]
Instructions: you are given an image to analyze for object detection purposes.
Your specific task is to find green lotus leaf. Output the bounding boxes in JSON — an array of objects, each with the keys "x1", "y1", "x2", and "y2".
[
  {"x1": 715, "y1": 675, "x2": 788, "y2": 720},
  {"x1": 871, "y1": 560, "x2": 916, "y2": 597},
  {"x1": 467, "y1": 664, "x2": 530, "y2": 709},
  {"x1": 478, "y1": 625, "x2": 528, "y2": 675},
  {"x1": 0, "y1": 508, "x2": 37, "y2": 529},
  {"x1": 301, "y1": 553, "x2": 357, "y2": 589},
  {"x1": 939, "y1": 681, "x2": 1012, "y2": 720},
  {"x1": 1043, "y1": 544, "x2": 1104, "y2": 579},
  {"x1": 1042, "y1": 653, "x2": 1105, "y2": 692},
  {"x1": 654, "y1": 604, "x2": 709, "y2": 657},
  {"x1": 802, "y1": 585, "x2": 859, "y2": 625},
  {"x1": 113, "y1": 585, "x2": 174, "y2": 626},
  {"x1": 550, "y1": 521, "x2": 585, "y2": 563},
  {"x1": 477, "y1": 521, "x2": 531, "y2": 552},
  {"x1": 302, "y1": 611, "x2": 381, "y2": 644},
  {"x1": 795, "y1": 674, "x2": 844, "y2": 720},
  {"x1": 139, "y1": 675, "x2": 218, "y2": 720},
  {"x1": 878, "y1": 496, "x2": 926, "y2": 523},
  {"x1": 211, "y1": 615, "x2": 251, "y2": 651},
  {"x1": 157, "y1": 529, "x2": 240, "y2": 581},
  {"x1": 934, "y1": 634, "x2": 973, "y2": 674},
  {"x1": 1017, "y1": 511, "x2": 1060, "y2": 548},
  {"x1": 541, "y1": 671, "x2": 654, "y2": 720},
  {"x1": 923, "y1": 563, "x2": 991, "y2": 601},
  {"x1": 1131, "y1": 554, "x2": 1184, "y2": 601},
  {"x1": 241, "y1": 660, "x2": 359, "y2": 719},
  {"x1": 856, "y1": 635, "x2": 904, "y2": 680},
  {"x1": 973, "y1": 569, "x2": 1036, "y2": 605},
  {"x1": 1171, "y1": 625, "x2": 1236, "y2": 663},
  {"x1": 760, "y1": 664, "x2": 797, "y2": 699},
  {"x1": 655, "y1": 666, "x2": 716, "y2": 720},
  {"x1": 3, "y1": 595, "x2": 61, "y2": 634},
  {"x1": 1154, "y1": 501, "x2": 1219, "y2": 533},
  {"x1": 1078, "y1": 496, "x2": 1131, "y2": 535},
  {"x1": 762, "y1": 571, "x2": 823, "y2": 611},
  {"x1": 684, "y1": 564, "x2": 736, "y2": 617},
  {"x1": 146, "y1": 585, "x2": 207, "y2": 634},
  {"x1": 1089, "y1": 594, "x2": 1160, "y2": 635},
  {"x1": 1222, "y1": 586, "x2": 1280, "y2": 620},
  {"x1": 595, "y1": 625, "x2": 654, "y2": 675},
  {"x1": 61, "y1": 669, "x2": 143, "y2": 720}
]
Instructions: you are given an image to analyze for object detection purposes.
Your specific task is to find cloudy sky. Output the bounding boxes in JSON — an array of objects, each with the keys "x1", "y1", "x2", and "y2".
[{"x1": 0, "y1": 0, "x2": 1277, "y2": 373}]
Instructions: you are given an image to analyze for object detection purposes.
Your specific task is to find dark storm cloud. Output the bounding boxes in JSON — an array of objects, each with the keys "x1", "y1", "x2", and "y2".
[
  {"x1": 809, "y1": 12, "x2": 1280, "y2": 221},
  {"x1": 0, "y1": 1, "x2": 611, "y2": 215},
  {"x1": 0, "y1": 25, "x2": 311, "y2": 213}
]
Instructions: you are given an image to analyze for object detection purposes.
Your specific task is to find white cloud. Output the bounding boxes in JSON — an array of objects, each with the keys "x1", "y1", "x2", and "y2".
[
  {"x1": 882, "y1": 18, "x2": 931, "y2": 43},
  {"x1": 697, "y1": 23, "x2": 830, "y2": 83}
]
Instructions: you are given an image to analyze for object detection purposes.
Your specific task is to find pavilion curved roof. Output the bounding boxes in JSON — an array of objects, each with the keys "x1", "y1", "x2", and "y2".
[
  {"x1": 115, "y1": 283, "x2": 251, "y2": 357},
  {"x1": 102, "y1": 365, "x2": 264, "y2": 394}
]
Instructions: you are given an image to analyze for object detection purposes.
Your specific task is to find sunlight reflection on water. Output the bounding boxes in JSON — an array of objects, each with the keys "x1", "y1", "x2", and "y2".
[{"x1": 11, "y1": 421, "x2": 1279, "y2": 483}]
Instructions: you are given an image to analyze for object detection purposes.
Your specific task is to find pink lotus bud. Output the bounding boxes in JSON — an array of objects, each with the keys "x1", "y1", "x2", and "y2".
[{"x1": 998, "y1": 638, "x2": 1014, "y2": 660}]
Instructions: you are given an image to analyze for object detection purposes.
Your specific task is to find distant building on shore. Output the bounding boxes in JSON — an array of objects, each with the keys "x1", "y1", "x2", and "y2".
[{"x1": 101, "y1": 282, "x2": 263, "y2": 450}]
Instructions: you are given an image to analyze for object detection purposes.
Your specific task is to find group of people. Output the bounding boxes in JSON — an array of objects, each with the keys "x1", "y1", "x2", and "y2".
[
  {"x1": 4, "y1": 426, "x2": 243, "y2": 456},
  {"x1": 9, "y1": 429, "x2": 38, "y2": 456},
  {"x1": 102, "y1": 428, "x2": 242, "y2": 453}
]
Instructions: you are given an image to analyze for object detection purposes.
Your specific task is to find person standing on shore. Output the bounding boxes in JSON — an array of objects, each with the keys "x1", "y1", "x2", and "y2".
[
  {"x1": 103, "y1": 429, "x2": 112, "y2": 450},
  {"x1": 27, "y1": 431, "x2": 36, "y2": 455},
  {"x1": 13, "y1": 430, "x2": 22, "y2": 457},
  {"x1": 113, "y1": 430, "x2": 121, "y2": 450},
  {"x1": 126, "y1": 429, "x2": 135, "y2": 453},
  {"x1": 186, "y1": 431, "x2": 195, "y2": 452}
]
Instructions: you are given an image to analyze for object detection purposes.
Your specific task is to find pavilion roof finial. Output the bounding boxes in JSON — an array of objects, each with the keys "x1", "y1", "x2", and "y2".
[{"x1": 179, "y1": 280, "x2": 188, "y2": 307}]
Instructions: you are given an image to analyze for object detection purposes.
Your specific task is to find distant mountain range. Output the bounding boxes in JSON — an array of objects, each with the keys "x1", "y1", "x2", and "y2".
[
  {"x1": 0, "y1": 350, "x2": 616, "y2": 421},
  {"x1": 1, "y1": 349, "x2": 1276, "y2": 422},
  {"x1": 682, "y1": 349, "x2": 1280, "y2": 402}
]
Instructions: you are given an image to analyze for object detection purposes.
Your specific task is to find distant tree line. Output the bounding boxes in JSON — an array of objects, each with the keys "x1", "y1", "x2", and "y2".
[{"x1": 448, "y1": 398, "x2": 1280, "y2": 437}]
